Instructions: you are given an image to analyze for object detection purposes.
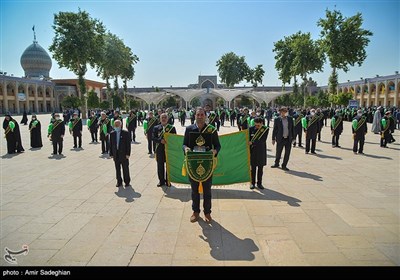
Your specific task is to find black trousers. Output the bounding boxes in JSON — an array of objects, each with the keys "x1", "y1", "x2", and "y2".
[
  {"x1": 73, "y1": 135, "x2": 82, "y2": 147},
  {"x1": 180, "y1": 118, "x2": 185, "y2": 126},
  {"x1": 147, "y1": 133, "x2": 154, "y2": 153},
  {"x1": 353, "y1": 137, "x2": 365, "y2": 153},
  {"x1": 190, "y1": 177, "x2": 212, "y2": 214},
  {"x1": 216, "y1": 120, "x2": 220, "y2": 131},
  {"x1": 190, "y1": 118, "x2": 195, "y2": 125},
  {"x1": 251, "y1": 165, "x2": 264, "y2": 185},
  {"x1": 90, "y1": 130, "x2": 98, "y2": 142},
  {"x1": 230, "y1": 117, "x2": 235, "y2": 126},
  {"x1": 156, "y1": 154, "x2": 168, "y2": 184},
  {"x1": 52, "y1": 139, "x2": 63, "y2": 154},
  {"x1": 129, "y1": 128, "x2": 136, "y2": 142},
  {"x1": 114, "y1": 157, "x2": 130, "y2": 185},
  {"x1": 275, "y1": 138, "x2": 292, "y2": 167},
  {"x1": 306, "y1": 136, "x2": 317, "y2": 153},
  {"x1": 293, "y1": 130, "x2": 302, "y2": 146},
  {"x1": 317, "y1": 129, "x2": 322, "y2": 141},
  {"x1": 101, "y1": 137, "x2": 109, "y2": 153},
  {"x1": 332, "y1": 134, "x2": 340, "y2": 146},
  {"x1": 380, "y1": 134, "x2": 390, "y2": 147}
]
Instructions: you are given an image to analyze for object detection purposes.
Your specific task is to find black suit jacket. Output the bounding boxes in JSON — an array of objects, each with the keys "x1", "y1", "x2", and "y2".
[
  {"x1": 109, "y1": 129, "x2": 131, "y2": 160},
  {"x1": 272, "y1": 116, "x2": 295, "y2": 142},
  {"x1": 182, "y1": 124, "x2": 221, "y2": 156}
]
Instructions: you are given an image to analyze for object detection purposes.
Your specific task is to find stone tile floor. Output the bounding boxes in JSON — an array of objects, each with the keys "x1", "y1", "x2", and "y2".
[{"x1": 1, "y1": 114, "x2": 399, "y2": 266}]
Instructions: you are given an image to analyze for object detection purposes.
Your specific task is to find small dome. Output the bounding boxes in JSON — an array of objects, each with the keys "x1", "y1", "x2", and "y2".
[{"x1": 20, "y1": 41, "x2": 52, "y2": 78}]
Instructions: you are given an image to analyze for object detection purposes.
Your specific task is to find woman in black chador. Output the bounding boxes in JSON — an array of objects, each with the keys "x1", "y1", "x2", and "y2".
[
  {"x1": 21, "y1": 111, "x2": 28, "y2": 125},
  {"x1": 3, "y1": 113, "x2": 24, "y2": 154},
  {"x1": 29, "y1": 114, "x2": 43, "y2": 148}
]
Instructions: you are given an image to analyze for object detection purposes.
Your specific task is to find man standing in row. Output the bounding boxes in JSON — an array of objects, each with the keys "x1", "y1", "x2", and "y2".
[
  {"x1": 292, "y1": 109, "x2": 303, "y2": 148},
  {"x1": 271, "y1": 107, "x2": 294, "y2": 171},
  {"x1": 69, "y1": 112, "x2": 83, "y2": 149},
  {"x1": 48, "y1": 113, "x2": 65, "y2": 155},
  {"x1": 87, "y1": 110, "x2": 98, "y2": 143},
  {"x1": 99, "y1": 111, "x2": 112, "y2": 154},
  {"x1": 144, "y1": 111, "x2": 159, "y2": 155},
  {"x1": 302, "y1": 109, "x2": 320, "y2": 154},
  {"x1": 153, "y1": 113, "x2": 177, "y2": 187},
  {"x1": 331, "y1": 109, "x2": 343, "y2": 148},
  {"x1": 249, "y1": 117, "x2": 269, "y2": 189},
  {"x1": 352, "y1": 109, "x2": 367, "y2": 154},
  {"x1": 109, "y1": 120, "x2": 131, "y2": 188},
  {"x1": 126, "y1": 110, "x2": 137, "y2": 143}
]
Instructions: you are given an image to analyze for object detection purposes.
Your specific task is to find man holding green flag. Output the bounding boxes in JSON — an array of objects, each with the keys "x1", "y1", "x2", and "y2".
[{"x1": 182, "y1": 107, "x2": 221, "y2": 224}]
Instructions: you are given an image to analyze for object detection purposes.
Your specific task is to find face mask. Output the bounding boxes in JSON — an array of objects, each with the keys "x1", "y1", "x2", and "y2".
[
  {"x1": 32, "y1": 117, "x2": 36, "y2": 120},
  {"x1": 114, "y1": 127, "x2": 121, "y2": 131},
  {"x1": 285, "y1": 113, "x2": 288, "y2": 117},
  {"x1": 55, "y1": 117, "x2": 60, "y2": 120},
  {"x1": 358, "y1": 113, "x2": 362, "y2": 117},
  {"x1": 74, "y1": 116, "x2": 77, "y2": 119},
  {"x1": 310, "y1": 112, "x2": 315, "y2": 116},
  {"x1": 256, "y1": 113, "x2": 260, "y2": 116}
]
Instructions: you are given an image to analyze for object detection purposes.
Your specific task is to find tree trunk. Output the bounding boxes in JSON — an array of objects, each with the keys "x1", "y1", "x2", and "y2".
[{"x1": 78, "y1": 72, "x2": 87, "y2": 119}]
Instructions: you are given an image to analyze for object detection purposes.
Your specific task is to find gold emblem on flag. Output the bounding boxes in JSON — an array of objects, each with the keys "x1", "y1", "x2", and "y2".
[
  {"x1": 195, "y1": 134, "x2": 205, "y2": 146},
  {"x1": 196, "y1": 164, "x2": 206, "y2": 176}
]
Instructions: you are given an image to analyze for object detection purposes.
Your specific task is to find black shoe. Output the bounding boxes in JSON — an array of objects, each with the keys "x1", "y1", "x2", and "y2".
[
  {"x1": 282, "y1": 167, "x2": 290, "y2": 171},
  {"x1": 73, "y1": 146, "x2": 77, "y2": 148},
  {"x1": 358, "y1": 152, "x2": 364, "y2": 154},
  {"x1": 125, "y1": 183, "x2": 131, "y2": 188},
  {"x1": 305, "y1": 151, "x2": 309, "y2": 154},
  {"x1": 299, "y1": 145, "x2": 304, "y2": 148},
  {"x1": 116, "y1": 183, "x2": 122, "y2": 188},
  {"x1": 270, "y1": 165, "x2": 279, "y2": 168},
  {"x1": 336, "y1": 145, "x2": 341, "y2": 148},
  {"x1": 148, "y1": 152, "x2": 152, "y2": 154},
  {"x1": 157, "y1": 182, "x2": 164, "y2": 187},
  {"x1": 257, "y1": 184, "x2": 265, "y2": 190},
  {"x1": 250, "y1": 184, "x2": 256, "y2": 190},
  {"x1": 311, "y1": 152, "x2": 317, "y2": 154},
  {"x1": 51, "y1": 153, "x2": 57, "y2": 155}
]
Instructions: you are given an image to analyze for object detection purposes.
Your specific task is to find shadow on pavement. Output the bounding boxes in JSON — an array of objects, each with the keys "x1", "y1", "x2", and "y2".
[
  {"x1": 114, "y1": 185, "x2": 141, "y2": 203},
  {"x1": 362, "y1": 153, "x2": 393, "y2": 160},
  {"x1": 163, "y1": 186, "x2": 302, "y2": 207},
  {"x1": 198, "y1": 219, "x2": 259, "y2": 261},
  {"x1": 285, "y1": 170, "x2": 323, "y2": 182},
  {"x1": 314, "y1": 153, "x2": 342, "y2": 160},
  {"x1": 1, "y1": 153, "x2": 22, "y2": 159}
]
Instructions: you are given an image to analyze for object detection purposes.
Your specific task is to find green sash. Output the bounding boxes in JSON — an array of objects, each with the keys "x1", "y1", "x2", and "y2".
[
  {"x1": 332, "y1": 116, "x2": 342, "y2": 131},
  {"x1": 146, "y1": 117, "x2": 156, "y2": 133},
  {"x1": 71, "y1": 118, "x2": 80, "y2": 130},
  {"x1": 88, "y1": 117, "x2": 96, "y2": 128},
  {"x1": 208, "y1": 113, "x2": 217, "y2": 124},
  {"x1": 155, "y1": 124, "x2": 175, "y2": 151},
  {"x1": 307, "y1": 115, "x2": 319, "y2": 128},
  {"x1": 201, "y1": 124, "x2": 216, "y2": 134},
  {"x1": 354, "y1": 117, "x2": 366, "y2": 132},
  {"x1": 294, "y1": 115, "x2": 303, "y2": 126},
  {"x1": 251, "y1": 125, "x2": 269, "y2": 142},
  {"x1": 48, "y1": 120, "x2": 62, "y2": 134},
  {"x1": 102, "y1": 119, "x2": 110, "y2": 135}
]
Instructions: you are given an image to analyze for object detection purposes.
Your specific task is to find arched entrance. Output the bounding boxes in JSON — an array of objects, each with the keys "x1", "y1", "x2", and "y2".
[{"x1": 203, "y1": 98, "x2": 213, "y2": 108}]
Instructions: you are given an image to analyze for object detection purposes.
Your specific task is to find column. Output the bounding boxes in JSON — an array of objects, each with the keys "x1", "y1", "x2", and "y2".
[
  {"x1": 34, "y1": 84, "x2": 39, "y2": 113},
  {"x1": 50, "y1": 87, "x2": 55, "y2": 112},
  {"x1": 374, "y1": 82, "x2": 379, "y2": 106},
  {"x1": 24, "y1": 84, "x2": 29, "y2": 112},
  {"x1": 394, "y1": 78, "x2": 398, "y2": 107},
  {"x1": 43, "y1": 85, "x2": 47, "y2": 113},
  {"x1": 366, "y1": 82, "x2": 371, "y2": 106},
  {"x1": 383, "y1": 81, "x2": 388, "y2": 107},
  {"x1": 3, "y1": 80, "x2": 8, "y2": 113},
  {"x1": 15, "y1": 81, "x2": 20, "y2": 114}
]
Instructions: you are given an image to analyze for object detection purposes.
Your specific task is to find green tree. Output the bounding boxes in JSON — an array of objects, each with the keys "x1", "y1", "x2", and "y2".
[
  {"x1": 50, "y1": 9, "x2": 106, "y2": 118},
  {"x1": 162, "y1": 96, "x2": 177, "y2": 108},
  {"x1": 99, "y1": 100, "x2": 110, "y2": 110},
  {"x1": 86, "y1": 90, "x2": 100, "y2": 109},
  {"x1": 318, "y1": 9, "x2": 373, "y2": 94},
  {"x1": 273, "y1": 32, "x2": 324, "y2": 107},
  {"x1": 112, "y1": 94, "x2": 124, "y2": 109},
  {"x1": 246, "y1": 64, "x2": 265, "y2": 87},
  {"x1": 216, "y1": 52, "x2": 250, "y2": 88},
  {"x1": 316, "y1": 90, "x2": 330, "y2": 107},
  {"x1": 305, "y1": 96, "x2": 318, "y2": 107},
  {"x1": 61, "y1": 95, "x2": 82, "y2": 109},
  {"x1": 240, "y1": 96, "x2": 251, "y2": 106},
  {"x1": 191, "y1": 97, "x2": 201, "y2": 107}
]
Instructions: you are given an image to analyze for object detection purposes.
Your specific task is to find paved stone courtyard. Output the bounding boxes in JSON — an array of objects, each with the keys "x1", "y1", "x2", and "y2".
[{"x1": 1, "y1": 114, "x2": 399, "y2": 266}]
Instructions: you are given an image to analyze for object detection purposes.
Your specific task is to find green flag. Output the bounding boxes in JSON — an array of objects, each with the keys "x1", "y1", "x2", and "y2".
[{"x1": 165, "y1": 130, "x2": 251, "y2": 185}]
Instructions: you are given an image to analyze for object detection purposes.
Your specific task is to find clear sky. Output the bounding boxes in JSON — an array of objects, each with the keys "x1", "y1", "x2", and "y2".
[{"x1": 0, "y1": 0, "x2": 399, "y2": 88}]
